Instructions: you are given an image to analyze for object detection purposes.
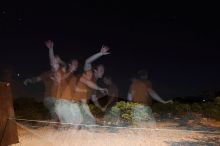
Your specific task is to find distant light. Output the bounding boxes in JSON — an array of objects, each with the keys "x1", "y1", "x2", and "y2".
[
  {"x1": 17, "y1": 73, "x2": 20, "y2": 77},
  {"x1": 203, "y1": 99, "x2": 206, "y2": 102}
]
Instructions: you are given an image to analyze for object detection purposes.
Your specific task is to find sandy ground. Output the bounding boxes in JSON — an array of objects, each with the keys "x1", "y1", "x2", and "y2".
[{"x1": 12, "y1": 119, "x2": 220, "y2": 146}]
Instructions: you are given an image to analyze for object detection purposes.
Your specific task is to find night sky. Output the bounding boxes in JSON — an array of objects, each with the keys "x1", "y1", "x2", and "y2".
[{"x1": 1, "y1": 3, "x2": 220, "y2": 99}]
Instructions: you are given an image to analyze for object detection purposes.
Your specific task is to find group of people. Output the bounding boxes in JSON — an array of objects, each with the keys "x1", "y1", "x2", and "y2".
[
  {"x1": 24, "y1": 40, "x2": 117, "y2": 126},
  {"x1": 24, "y1": 40, "x2": 172, "y2": 127}
]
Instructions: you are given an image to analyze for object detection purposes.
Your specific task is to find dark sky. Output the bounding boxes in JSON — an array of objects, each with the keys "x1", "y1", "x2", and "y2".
[{"x1": 1, "y1": 3, "x2": 220, "y2": 98}]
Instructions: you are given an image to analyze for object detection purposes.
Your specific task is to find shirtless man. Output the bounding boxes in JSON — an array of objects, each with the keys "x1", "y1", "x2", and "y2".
[{"x1": 72, "y1": 46, "x2": 110, "y2": 124}]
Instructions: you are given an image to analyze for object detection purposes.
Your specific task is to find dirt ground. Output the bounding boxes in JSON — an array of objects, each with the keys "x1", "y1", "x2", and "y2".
[{"x1": 12, "y1": 117, "x2": 220, "y2": 146}]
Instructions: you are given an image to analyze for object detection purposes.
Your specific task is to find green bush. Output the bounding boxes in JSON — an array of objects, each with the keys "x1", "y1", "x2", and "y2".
[{"x1": 109, "y1": 101, "x2": 154, "y2": 123}]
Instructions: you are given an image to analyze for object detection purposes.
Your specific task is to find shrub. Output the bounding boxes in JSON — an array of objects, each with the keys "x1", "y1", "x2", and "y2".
[{"x1": 109, "y1": 101, "x2": 154, "y2": 123}]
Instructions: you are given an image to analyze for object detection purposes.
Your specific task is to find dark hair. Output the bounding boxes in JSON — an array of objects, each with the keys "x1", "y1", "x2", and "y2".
[{"x1": 137, "y1": 69, "x2": 148, "y2": 79}]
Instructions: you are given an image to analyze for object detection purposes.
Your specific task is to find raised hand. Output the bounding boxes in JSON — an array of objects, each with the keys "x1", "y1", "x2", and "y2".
[
  {"x1": 100, "y1": 45, "x2": 110, "y2": 55},
  {"x1": 45, "y1": 40, "x2": 54, "y2": 49}
]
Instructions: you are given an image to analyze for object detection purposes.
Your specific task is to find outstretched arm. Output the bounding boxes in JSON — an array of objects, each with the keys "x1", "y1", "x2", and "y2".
[
  {"x1": 24, "y1": 76, "x2": 42, "y2": 86},
  {"x1": 79, "y1": 76, "x2": 108, "y2": 93},
  {"x1": 84, "y1": 45, "x2": 110, "y2": 71},
  {"x1": 148, "y1": 88, "x2": 172, "y2": 104}
]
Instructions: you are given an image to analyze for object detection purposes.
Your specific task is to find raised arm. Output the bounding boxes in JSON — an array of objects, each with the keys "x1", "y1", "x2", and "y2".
[
  {"x1": 84, "y1": 45, "x2": 110, "y2": 71},
  {"x1": 45, "y1": 40, "x2": 55, "y2": 67},
  {"x1": 45, "y1": 40, "x2": 63, "y2": 72}
]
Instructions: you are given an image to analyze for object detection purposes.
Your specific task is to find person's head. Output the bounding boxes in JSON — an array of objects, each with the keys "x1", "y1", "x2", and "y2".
[
  {"x1": 137, "y1": 69, "x2": 148, "y2": 80},
  {"x1": 59, "y1": 61, "x2": 67, "y2": 73},
  {"x1": 68, "y1": 59, "x2": 79, "y2": 72},
  {"x1": 94, "y1": 64, "x2": 105, "y2": 79},
  {"x1": 103, "y1": 75, "x2": 112, "y2": 85},
  {"x1": 83, "y1": 70, "x2": 93, "y2": 80}
]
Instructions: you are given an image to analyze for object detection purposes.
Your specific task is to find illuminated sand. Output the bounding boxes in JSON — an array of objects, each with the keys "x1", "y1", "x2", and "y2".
[{"x1": 12, "y1": 122, "x2": 220, "y2": 146}]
